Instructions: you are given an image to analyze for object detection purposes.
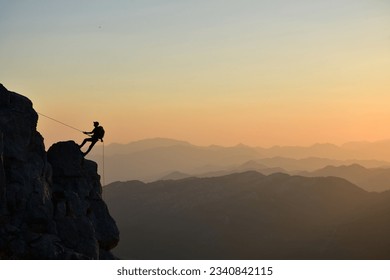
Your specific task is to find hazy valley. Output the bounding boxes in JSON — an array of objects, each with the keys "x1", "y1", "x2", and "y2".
[
  {"x1": 91, "y1": 138, "x2": 390, "y2": 185},
  {"x1": 104, "y1": 171, "x2": 390, "y2": 259},
  {"x1": 96, "y1": 138, "x2": 390, "y2": 259}
]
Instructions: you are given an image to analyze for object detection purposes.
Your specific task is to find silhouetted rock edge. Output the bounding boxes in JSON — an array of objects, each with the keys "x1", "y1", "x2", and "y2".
[{"x1": 0, "y1": 84, "x2": 119, "y2": 259}]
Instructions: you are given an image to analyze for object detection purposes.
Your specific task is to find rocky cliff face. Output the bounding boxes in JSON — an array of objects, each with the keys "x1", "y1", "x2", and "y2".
[{"x1": 0, "y1": 84, "x2": 119, "y2": 259}]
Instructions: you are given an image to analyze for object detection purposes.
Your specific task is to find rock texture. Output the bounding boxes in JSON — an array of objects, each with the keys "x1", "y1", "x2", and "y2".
[{"x1": 0, "y1": 84, "x2": 119, "y2": 259}]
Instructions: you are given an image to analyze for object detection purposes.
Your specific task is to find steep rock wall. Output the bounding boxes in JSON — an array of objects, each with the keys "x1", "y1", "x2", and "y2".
[{"x1": 0, "y1": 84, "x2": 119, "y2": 259}]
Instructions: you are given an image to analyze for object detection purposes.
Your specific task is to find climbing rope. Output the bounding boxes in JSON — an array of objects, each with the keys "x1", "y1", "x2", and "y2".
[
  {"x1": 102, "y1": 140, "x2": 105, "y2": 186},
  {"x1": 38, "y1": 111, "x2": 106, "y2": 186},
  {"x1": 38, "y1": 112, "x2": 83, "y2": 133}
]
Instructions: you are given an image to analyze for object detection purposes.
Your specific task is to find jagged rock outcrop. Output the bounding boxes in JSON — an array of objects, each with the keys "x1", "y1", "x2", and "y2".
[
  {"x1": 0, "y1": 84, "x2": 119, "y2": 259},
  {"x1": 48, "y1": 141, "x2": 119, "y2": 258}
]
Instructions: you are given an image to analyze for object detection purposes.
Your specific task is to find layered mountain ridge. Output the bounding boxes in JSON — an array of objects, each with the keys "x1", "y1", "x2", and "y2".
[
  {"x1": 104, "y1": 171, "x2": 390, "y2": 259},
  {"x1": 89, "y1": 138, "x2": 390, "y2": 184}
]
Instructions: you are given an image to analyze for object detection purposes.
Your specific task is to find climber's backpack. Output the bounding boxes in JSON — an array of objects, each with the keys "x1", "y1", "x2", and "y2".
[{"x1": 94, "y1": 126, "x2": 105, "y2": 141}]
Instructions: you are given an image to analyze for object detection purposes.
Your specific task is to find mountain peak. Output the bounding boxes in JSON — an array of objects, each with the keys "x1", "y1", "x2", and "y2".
[
  {"x1": 130, "y1": 137, "x2": 192, "y2": 146},
  {"x1": 235, "y1": 143, "x2": 249, "y2": 148}
]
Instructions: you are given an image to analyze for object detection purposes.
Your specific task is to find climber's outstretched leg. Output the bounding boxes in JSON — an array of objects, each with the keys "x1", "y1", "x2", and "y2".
[
  {"x1": 82, "y1": 140, "x2": 98, "y2": 156},
  {"x1": 79, "y1": 137, "x2": 93, "y2": 149}
]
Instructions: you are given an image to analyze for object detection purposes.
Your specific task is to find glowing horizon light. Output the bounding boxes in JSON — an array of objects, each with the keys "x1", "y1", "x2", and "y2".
[{"x1": 1, "y1": 0, "x2": 389, "y2": 147}]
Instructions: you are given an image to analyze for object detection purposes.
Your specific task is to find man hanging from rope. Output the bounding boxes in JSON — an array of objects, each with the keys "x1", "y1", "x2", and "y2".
[{"x1": 79, "y1": 121, "x2": 105, "y2": 156}]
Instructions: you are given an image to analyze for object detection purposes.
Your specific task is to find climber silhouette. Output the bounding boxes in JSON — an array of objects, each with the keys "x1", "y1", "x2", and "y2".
[{"x1": 79, "y1": 121, "x2": 105, "y2": 156}]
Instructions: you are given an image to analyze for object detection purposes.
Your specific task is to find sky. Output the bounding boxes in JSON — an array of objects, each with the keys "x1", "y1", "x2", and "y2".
[{"x1": 1, "y1": 0, "x2": 389, "y2": 147}]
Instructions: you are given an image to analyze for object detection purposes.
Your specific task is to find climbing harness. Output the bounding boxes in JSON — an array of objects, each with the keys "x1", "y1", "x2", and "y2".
[{"x1": 38, "y1": 112, "x2": 106, "y2": 186}]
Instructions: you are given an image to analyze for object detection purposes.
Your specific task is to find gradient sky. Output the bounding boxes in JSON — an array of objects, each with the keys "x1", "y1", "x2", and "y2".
[{"x1": 1, "y1": 0, "x2": 389, "y2": 147}]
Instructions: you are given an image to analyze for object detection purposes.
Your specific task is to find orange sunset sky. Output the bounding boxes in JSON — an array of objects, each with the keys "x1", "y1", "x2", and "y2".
[{"x1": 1, "y1": 0, "x2": 389, "y2": 147}]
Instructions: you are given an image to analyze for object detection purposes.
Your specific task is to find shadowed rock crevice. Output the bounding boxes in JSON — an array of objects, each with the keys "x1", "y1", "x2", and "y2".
[{"x1": 0, "y1": 84, "x2": 119, "y2": 259}]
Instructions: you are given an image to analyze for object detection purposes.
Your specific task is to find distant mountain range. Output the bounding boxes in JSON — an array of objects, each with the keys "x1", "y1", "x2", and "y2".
[
  {"x1": 90, "y1": 138, "x2": 260, "y2": 183},
  {"x1": 256, "y1": 140, "x2": 390, "y2": 161},
  {"x1": 299, "y1": 164, "x2": 390, "y2": 192},
  {"x1": 161, "y1": 162, "x2": 390, "y2": 192},
  {"x1": 160, "y1": 160, "x2": 286, "y2": 181},
  {"x1": 103, "y1": 171, "x2": 390, "y2": 259},
  {"x1": 89, "y1": 138, "x2": 390, "y2": 183}
]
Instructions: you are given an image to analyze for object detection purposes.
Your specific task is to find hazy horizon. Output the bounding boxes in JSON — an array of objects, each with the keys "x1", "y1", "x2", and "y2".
[
  {"x1": 44, "y1": 134, "x2": 390, "y2": 152},
  {"x1": 83, "y1": 136, "x2": 390, "y2": 185},
  {"x1": 95, "y1": 136, "x2": 390, "y2": 147},
  {"x1": 2, "y1": 1, "x2": 389, "y2": 147}
]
